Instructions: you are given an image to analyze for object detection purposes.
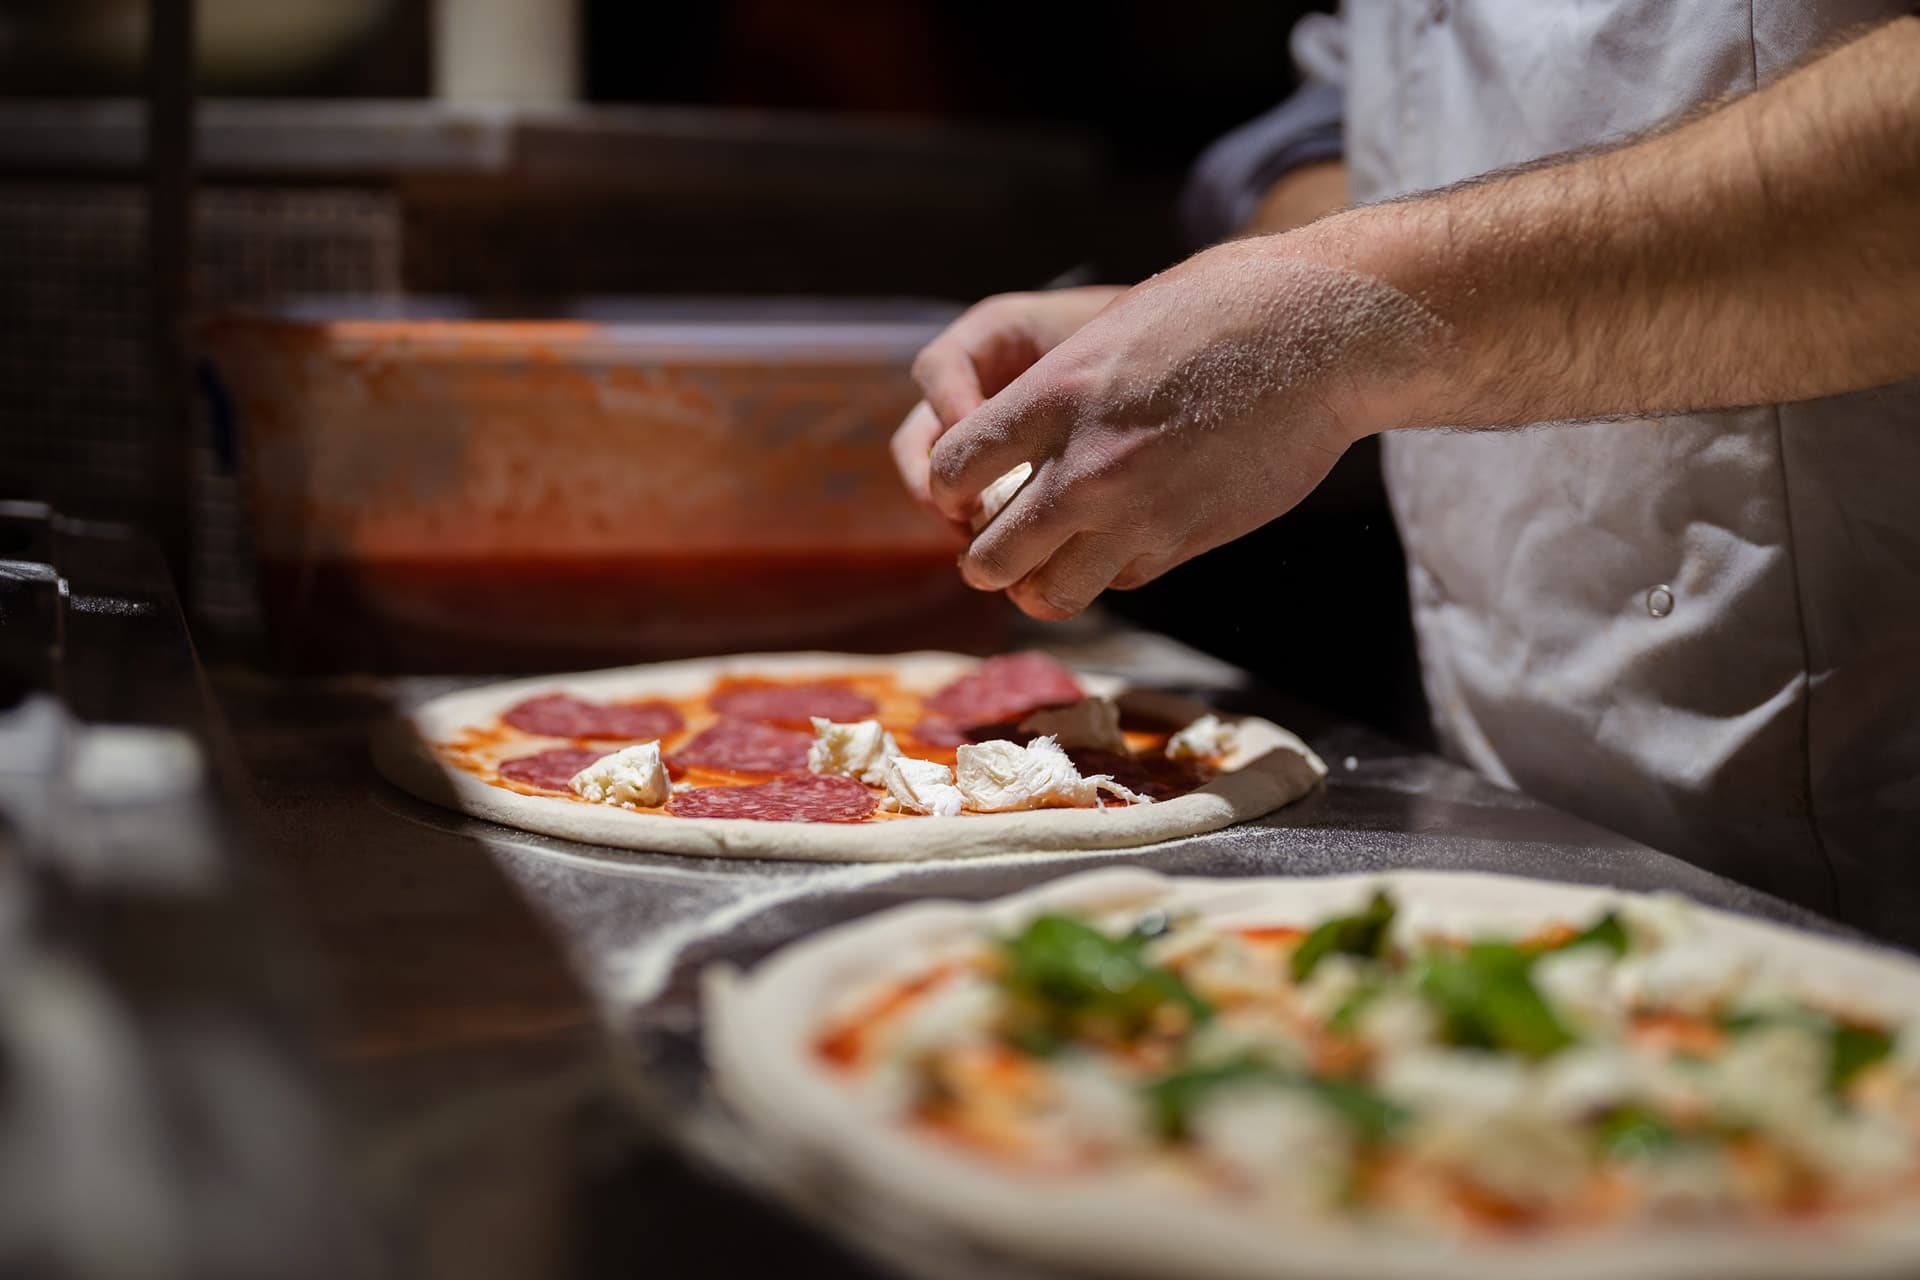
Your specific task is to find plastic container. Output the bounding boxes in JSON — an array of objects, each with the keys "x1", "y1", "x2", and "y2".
[{"x1": 201, "y1": 297, "x2": 1006, "y2": 671}]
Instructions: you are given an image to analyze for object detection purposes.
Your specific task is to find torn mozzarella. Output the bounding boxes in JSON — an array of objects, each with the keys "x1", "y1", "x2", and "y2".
[
  {"x1": 880, "y1": 756, "x2": 966, "y2": 818},
  {"x1": 971, "y1": 461, "x2": 1033, "y2": 533},
  {"x1": 807, "y1": 716, "x2": 901, "y2": 786},
  {"x1": 1166, "y1": 714, "x2": 1237, "y2": 762},
  {"x1": 1017, "y1": 696, "x2": 1126, "y2": 752},
  {"x1": 569, "y1": 742, "x2": 670, "y2": 807},
  {"x1": 1191, "y1": 1086, "x2": 1354, "y2": 1208},
  {"x1": 952, "y1": 735, "x2": 1151, "y2": 812}
]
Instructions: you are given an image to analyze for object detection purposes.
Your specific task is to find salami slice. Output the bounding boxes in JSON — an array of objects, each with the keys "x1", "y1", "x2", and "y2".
[
  {"x1": 672, "y1": 717, "x2": 813, "y2": 775},
  {"x1": 1067, "y1": 748, "x2": 1208, "y2": 802},
  {"x1": 497, "y1": 747, "x2": 604, "y2": 792},
  {"x1": 924, "y1": 651, "x2": 1083, "y2": 729},
  {"x1": 502, "y1": 693, "x2": 683, "y2": 740},
  {"x1": 668, "y1": 773, "x2": 877, "y2": 823},
  {"x1": 709, "y1": 681, "x2": 876, "y2": 727}
]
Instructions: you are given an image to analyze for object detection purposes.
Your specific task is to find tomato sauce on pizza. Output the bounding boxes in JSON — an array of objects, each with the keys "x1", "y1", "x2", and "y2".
[{"x1": 435, "y1": 651, "x2": 1212, "y2": 824}]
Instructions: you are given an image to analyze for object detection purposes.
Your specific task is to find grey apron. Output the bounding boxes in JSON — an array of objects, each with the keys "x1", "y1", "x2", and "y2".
[{"x1": 1314, "y1": 0, "x2": 1920, "y2": 942}]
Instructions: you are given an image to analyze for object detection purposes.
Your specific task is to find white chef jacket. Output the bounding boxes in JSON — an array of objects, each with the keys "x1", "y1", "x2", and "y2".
[{"x1": 1199, "y1": 2, "x2": 1920, "y2": 943}]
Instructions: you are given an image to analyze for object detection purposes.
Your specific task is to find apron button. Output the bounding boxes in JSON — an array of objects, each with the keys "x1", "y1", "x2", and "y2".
[{"x1": 1646, "y1": 585, "x2": 1675, "y2": 618}]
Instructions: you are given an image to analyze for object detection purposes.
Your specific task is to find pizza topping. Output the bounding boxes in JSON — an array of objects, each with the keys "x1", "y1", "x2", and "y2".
[
  {"x1": 880, "y1": 756, "x2": 966, "y2": 818},
  {"x1": 667, "y1": 773, "x2": 878, "y2": 823},
  {"x1": 810, "y1": 887, "x2": 1920, "y2": 1235},
  {"x1": 672, "y1": 717, "x2": 814, "y2": 776},
  {"x1": 971, "y1": 461, "x2": 1033, "y2": 532},
  {"x1": 907, "y1": 716, "x2": 973, "y2": 748},
  {"x1": 806, "y1": 717, "x2": 902, "y2": 787},
  {"x1": 568, "y1": 742, "x2": 671, "y2": 807},
  {"x1": 954, "y1": 736, "x2": 1152, "y2": 812},
  {"x1": 1017, "y1": 696, "x2": 1127, "y2": 753},
  {"x1": 710, "y1": 680, "x2": 877, "y2": 728},
  {"x1": 1062, "y1": 748, "x2": 1207, "y2": 803},
  {"x1": 924, "y1": 651, "x2": 1084, "y2": 730},
  {"x1": 1166, "y1": 713, "x2": 1237, "y2": 761},
  {"x1": 996, "y1": 913, "x2": 1211, "y2": 1054},
  {"x1": 501, "y1": 693, "x2": 683, "y2": 741},
  {"x1": 497, "y1": 747, "x2": 605, "y2": 792}
]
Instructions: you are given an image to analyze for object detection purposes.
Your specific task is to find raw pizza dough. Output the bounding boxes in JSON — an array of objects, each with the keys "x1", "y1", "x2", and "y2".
[
  {"x1": 707, "y1": 867, "x2": 1920, "y2": 1280},
  {"x1": 373, "y1": 651, "x2": 1327, "y2": 861}
]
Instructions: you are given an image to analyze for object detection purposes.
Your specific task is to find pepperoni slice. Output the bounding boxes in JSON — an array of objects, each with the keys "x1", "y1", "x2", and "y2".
[
  {"x1": 672, "y1": 717, "x2": 813, "y2": 775},
  {"x1": 1067, "y1": 748, "x2": 1208, "y2": 802},
  {"x1": 497, "y1": 747, "x2": 604, "y2": 792},
  {"x1": 667, "y1": 774, "x2": 877, "y2": 823},
  {"x1": 924, "y1": 651, "x2": 1084, "y2": 729},
  {"x1": 502, "y1": 693, "x2": 683, "y2": 740},
  {"x1": 709, "y1": 681, "x2": 876, "y2": 727}
]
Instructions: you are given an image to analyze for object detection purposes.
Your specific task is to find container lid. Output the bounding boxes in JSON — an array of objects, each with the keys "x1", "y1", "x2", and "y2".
[{"x1": 209, "y1": 295, "x2": 965, "y2": 363}]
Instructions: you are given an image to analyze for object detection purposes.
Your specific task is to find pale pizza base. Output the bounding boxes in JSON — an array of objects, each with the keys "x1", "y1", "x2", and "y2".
[
  {"x1": 372, "y1": 651, "x2": 1327, "y2": 861},
  {"x1": 707, "y1": 868, "x2": 1920, "y2": 1280}
]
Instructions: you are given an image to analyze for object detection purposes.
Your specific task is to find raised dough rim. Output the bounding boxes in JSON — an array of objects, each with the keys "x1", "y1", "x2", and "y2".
[
  {"x1": 372, "y1": 650, "x2": 1328, "y2": 862},
  {"x1": 705, "y1": 867, "x2": 1920, "y2": 1280}
]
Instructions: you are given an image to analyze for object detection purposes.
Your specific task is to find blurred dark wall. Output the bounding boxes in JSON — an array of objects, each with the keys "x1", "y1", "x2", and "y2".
[{"x1": 588, "y1": 1, "x2": 1319, "y2": 280}]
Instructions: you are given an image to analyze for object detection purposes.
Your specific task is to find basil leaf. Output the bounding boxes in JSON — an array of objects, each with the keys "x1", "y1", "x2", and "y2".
[
  {"x1": 1303, "y1": 1076, "x2": 1410, "y2": 1146},
  {"x1": 1141, "y1": 1055, "x2": 1287, "y2": 1140},
  {"x1": 1291, "y1": 891, "x2": 1397, "y2": 983},
  {"x1": 1595, "y1": 1104, "x2": 1680, "y2": 1159},
  {"x1": 1829, "y1": 1023, "x2": 1894, "y2": 1093},
  {"x1": 1140, "y1": 1055, "x2": 1407, "y2": 1145},
  {"x1": 1327, "y1": 984, "x2": 1381, "y2": 1036},
  {"x1": 1417, "y1": 942, "x2": 1576, "y2": 1059},
  {"x1": 1554, "y1": 912, "x2": 1630, "y2": 957},
  {"x1": 998, "y1": 914, "x2": 1212, "y2": 1050}
]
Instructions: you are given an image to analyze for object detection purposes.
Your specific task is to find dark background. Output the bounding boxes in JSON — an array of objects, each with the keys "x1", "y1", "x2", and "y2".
[{"x1": 0, "y1": 0, "x2": 1429, "y2": 746}]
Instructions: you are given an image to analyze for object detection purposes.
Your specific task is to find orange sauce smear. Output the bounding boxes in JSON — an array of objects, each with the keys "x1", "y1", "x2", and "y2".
[{"x1": 816, "y1": 962, "x2": 959, "y2": 1069}]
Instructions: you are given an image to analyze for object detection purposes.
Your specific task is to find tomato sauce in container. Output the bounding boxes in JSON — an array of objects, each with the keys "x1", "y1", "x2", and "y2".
[{"x1": 202, "y1": 298, "x2": 1007, "y2": 671}]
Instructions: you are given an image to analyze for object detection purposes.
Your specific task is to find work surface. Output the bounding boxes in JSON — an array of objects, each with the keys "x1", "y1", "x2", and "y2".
[{"x1": 213, "y1": 623, "x2": 1839, "y2": 1278}]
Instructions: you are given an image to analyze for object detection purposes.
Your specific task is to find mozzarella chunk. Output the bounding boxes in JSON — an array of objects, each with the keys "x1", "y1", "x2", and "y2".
[
  {"x1": 1191, "y1": 1087, "x2": 1354, "y2": 1208},
  {"x1": 971, "y1": 461, "x2": 1033, "y2": 532},
  {"x1": 1378, "y1": 1047, "x2": 1530, "y2": 1116},
  {"x1": 1042, "y1": 1055, "x2": 1153, "y2": 1153},
  {"x1": 880, "y1": 755, "x2": 966, "y2": 818},
  {"x1": 1018, "y1": 696, "x2": 1126, "y2": 753},
  {"x1": 953, "y1": 736, "x2": 1152, "y2": 812},
  {"x1": 1532, "y1": 942, "x2": 1625, "y2": 1035},
  {"x1": 568, "y1": 742, "x2": 670, "y2": 807},
  {"x1": 1166, "y1": 714, "x2": 1237, "y2": 762},
  {"x1": 807, "y1": 716, "x2": 901, "y2": 786}
]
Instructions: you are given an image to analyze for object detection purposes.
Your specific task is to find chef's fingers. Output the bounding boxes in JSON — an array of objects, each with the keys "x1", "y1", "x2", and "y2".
[
  {"x1": 911, "y1": 296, "x2": 1060, "y2": 428},
  {"x1": 1007, "y1": 531, "x2": 1138, "y2": 621},
  {"x1": 927, "y1": 390, "x2": 1057, "y2": 525},
  {"x1": 957, "y1": 463, "x2": 1078, "y2": 592},
  {"x1": 889, "y1": 400, "x2": 945, "y2": 507},
  {"x1": 910, "y1": 340, "x2": 986, "y2": 428}
]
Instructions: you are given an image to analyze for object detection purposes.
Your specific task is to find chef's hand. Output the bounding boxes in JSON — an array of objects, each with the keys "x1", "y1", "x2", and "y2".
[
  {"x1": 923, "y1": 235, "x2": 1444, "y2": 621},
  {"x1": 890, "y1": 286, "x2": 1125, "y2": 519}
]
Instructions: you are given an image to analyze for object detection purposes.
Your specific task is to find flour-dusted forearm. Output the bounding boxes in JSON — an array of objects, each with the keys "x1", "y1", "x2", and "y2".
[{"x1": 1303, "y1": 14, "x2": 1920, "y2": 435}]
